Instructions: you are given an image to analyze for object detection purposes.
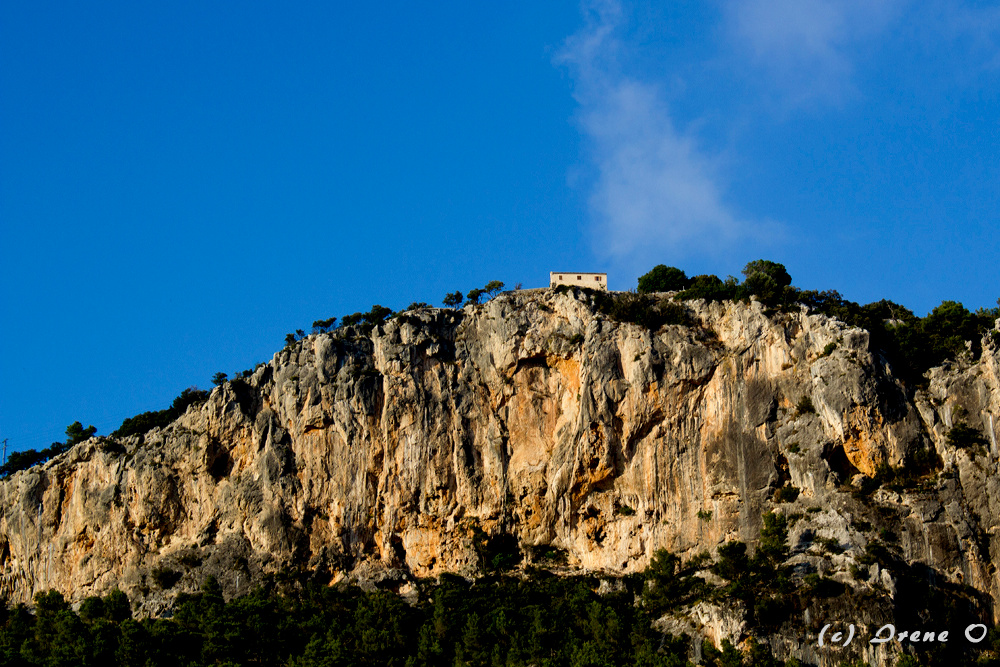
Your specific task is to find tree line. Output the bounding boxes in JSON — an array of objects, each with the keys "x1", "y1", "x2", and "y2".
[
  {"x1": 0, "y1": 422, "x2": 96, "y2": 479},
  {"x1": 636, "y1": 260, "x2": 1000, "y2": 387},
  {"x1": 2, "y1": 512, "x2": 997, "y2": 666}
]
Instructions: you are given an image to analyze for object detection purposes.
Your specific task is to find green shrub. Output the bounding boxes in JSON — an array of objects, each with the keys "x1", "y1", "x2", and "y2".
[
  {"x1": 711, "y1": 529, "x2": 798, "y2": 629},
  {"x1": 616, "y1": 504, "x2": 636, "y2": 516},
  {"x1": 637, "y1": 265, "x2": 689, "y2": 293},
  {"x1": 470, "y1": 525, "x2": 522, "y2": 573},
  {"x1": 111, "y1": 387, "x2": 209, "y2": 440},
  {"x1": 642, "y1": 550, "x2": 711, "y2": 614},
  {"x1": 442, "y1": 291, "x2": 463, "y2": 307},
  {"x1": 65, "y1": 421, "x2": 97, "y2": 445},
  {"x1": 483, "y1": 280, "x2": 504, "y2": 298},
  {"x1": 855, "y1": 538, "x2": 896, "y2": 566},
  {"x1": 701, "y1": 639, "x2": 744, "y2": 667},
  {"x1": 742, "y1": 260, "x2": 791, "y2": 288},
  {"x1": 757, "y1": 512, "x2": 790, "y2": 563},
  {"x1": 821, "y1": 341, "x2": 837, "y2": 357},
  {"x1": 794, "y1": 396, "x2": 815, "y2": 416},
  {"x1": 697, "y1": 509, "x2": 713, "y2": 521},
  {"x1": 908, "y1": 444, "x2": 941, "y2": 474},
  {"x1": 0, "y1": 422, "x2": 100, "y2": 478},
  {"x1": 712, "y1": 541, "x2": 750, "y2": 583},
  {"x1": 340, "y1": 304, "x2": 394, "y2": 334},
  {"x1": 293, "y1": 329, "x2": 305, "y2": 343},
  {"x1": 312, "y1": 316, "x2": 338, "y2": 333},
  {"x1": 877, "y1": 446, "x2": 941, "y2": 493},
  {"x1": 675, "y1": 274, "x2": 739, "y2": 302},
  {"x1": 853, "y1": 462, "x2": 898, "y2": 497},
  {"x1": 798, "y1": 293, "x2": 999, "y2": 387},
  {"x1": 946, "y1": 422, "x2": 989, "y2": 451},
  {"x1": 465, "y1": 288, "x2": 483, "y2": 306},
  {"x1": 740, "y1": 260, "x2": 792, "y2": 307},
  {"x1": 528, "y1": 545, "x2": 568, "y2": 565},
  {"x1": 773, "y1": 485, "x2": 800, "y2": 503},
  {"x1": 593, "y1": 291, "x2": 689, "y2": 329},
  {"x1": 340, "y1": 312, "x2": 362, "y2": 327},
  {"x1": 804, "y1": 574, "x2": 844, "y2": 597},
  {"x1": 151, "y1": 567, "x2": 181, "y2": 590},
  {"x1": 178, "y1": 552, "x2": 202, "y2": 568},
  {"x1": 0, "y1": 449, "x2": 46, "y2": 478},
  {"x1": 813, "y1": 536, "x2": 844, "y2": 554}
]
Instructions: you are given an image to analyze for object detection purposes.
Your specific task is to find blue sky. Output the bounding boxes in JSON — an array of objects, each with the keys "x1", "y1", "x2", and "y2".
[{"x1": 2, "y1": 0, "x2": 999, "y2": 454}]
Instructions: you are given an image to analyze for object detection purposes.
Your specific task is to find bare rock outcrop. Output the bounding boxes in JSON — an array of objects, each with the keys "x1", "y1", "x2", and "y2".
[{"x1": 1, "y1": 289, "x2": 998, "y2": 664}]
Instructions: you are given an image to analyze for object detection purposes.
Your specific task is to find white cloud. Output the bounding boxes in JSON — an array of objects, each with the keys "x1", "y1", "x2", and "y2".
[
  {"x1": 558, "y1": 1, "x2": 772, "y2": 267},
  {"x1": 580, "y1": 82, "x2": 743, "y2": 258},
  {"x1": 725, "y1": 0, "x2": 904, "y2": 104},
  {"x1": 557, "y1": 0, "x2": 1000, "y2": 270},
  {"x1": 729, "y1": 0, "x2": 1000, "y2": 103}
]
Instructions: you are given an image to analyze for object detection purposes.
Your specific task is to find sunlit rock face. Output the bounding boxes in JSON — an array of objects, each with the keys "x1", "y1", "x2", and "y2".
[{"x1": 1, "y1": 289, "x2": 998, "y2": 632}]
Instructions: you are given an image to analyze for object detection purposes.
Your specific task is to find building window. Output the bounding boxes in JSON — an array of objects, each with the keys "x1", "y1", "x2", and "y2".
[
  {"x1": 577, "y1": 275, "x2": 581, "y2": 280},
  {"x1": 595, "y1": 276, "x2": 600, "y2": 281}
]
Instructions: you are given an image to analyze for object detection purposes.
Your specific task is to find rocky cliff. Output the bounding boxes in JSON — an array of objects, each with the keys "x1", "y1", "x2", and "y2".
[{"x1": 1, "y1": 289, "x2": 998, "y2": 664}]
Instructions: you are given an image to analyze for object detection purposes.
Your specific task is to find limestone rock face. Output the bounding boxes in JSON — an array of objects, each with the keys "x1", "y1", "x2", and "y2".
[{"x1": 1, "y1": 291, "x2": 998, "y2": 639}]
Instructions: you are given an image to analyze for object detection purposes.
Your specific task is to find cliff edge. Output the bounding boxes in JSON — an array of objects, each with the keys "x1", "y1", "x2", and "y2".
[{"x1": 2, "y1": 288, "x2": 999, "y2": 659}]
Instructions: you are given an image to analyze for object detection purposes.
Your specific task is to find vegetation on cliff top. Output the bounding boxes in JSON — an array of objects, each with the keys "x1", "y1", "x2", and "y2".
[
  {"x1": 283, "y1": 259, "x2": 998, "y2": 393},
  {"x1": 5, "y1": 261, "x2": 995, "y2": 480},
  {"x1": 0, "y1": 388, "x2": 215, "y2": 479},
  {"x1": 110, "y1": 387, "x2": 210, "y2": 441},
  {"x1": 0, "y1": 422, "x2": 97, "y2": 478},
  {"x1": 638, "y1": 260, "x2": 1000, "y2": 387}
]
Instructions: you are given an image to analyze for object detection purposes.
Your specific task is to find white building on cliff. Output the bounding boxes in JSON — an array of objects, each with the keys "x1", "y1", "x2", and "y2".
[{"x1": 550, "y1": 272, "x2": 608, "y2": 291}]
